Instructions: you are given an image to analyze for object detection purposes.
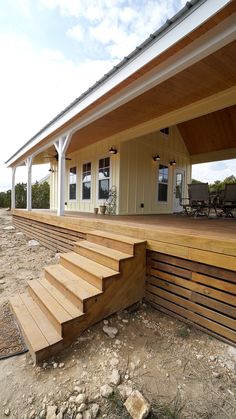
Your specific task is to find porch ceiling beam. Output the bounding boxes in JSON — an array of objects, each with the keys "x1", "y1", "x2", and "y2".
[
  {"x1": 5, "y1": 3, "x2": 235, "y2": 168},
  {"x1": 89, "y1": 86, "x2": 236, "y2": 150},
  {"x1": 190, "y1": 147, "x2": 236, "y2": 164}
]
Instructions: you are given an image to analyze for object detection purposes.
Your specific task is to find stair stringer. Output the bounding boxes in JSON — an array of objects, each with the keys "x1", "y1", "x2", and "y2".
[{"x1": 61, "y1": 240, "x2": 147, "y2": 346}]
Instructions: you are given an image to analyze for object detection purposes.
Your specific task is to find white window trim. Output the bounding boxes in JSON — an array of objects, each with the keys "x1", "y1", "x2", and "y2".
[
  {"x1": 97, "y1": 155, "x2": 112, "y2": 202},
  {"x1": 68, "y1": 165, "x2": 77, "y2": 202},
  {"x1": 81, "y1": 161, "x2": 92, "y2": 201},
  {"x1": 157, "y1": 162, "x2": 169, "y2": 204}
]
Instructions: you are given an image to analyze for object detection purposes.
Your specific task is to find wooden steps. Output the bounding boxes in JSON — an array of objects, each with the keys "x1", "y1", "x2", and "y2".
[{"x1": 10, "y1": 230, "x2": 146, "y2": 362}]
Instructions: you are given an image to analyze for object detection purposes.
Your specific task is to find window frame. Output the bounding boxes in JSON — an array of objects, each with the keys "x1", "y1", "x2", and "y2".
[
  {"x1": 68, "y1": 165, "x2": 77, "y2": 201},
  {"x1": 97, "y1": 156, "x2": 111, "y2": 202},
  {"x1": 81, "y1": 161, "x2": 92, "y2": 201},
  {"x1": 157, "y1": 163, "x2": 169, "y2": 203}
]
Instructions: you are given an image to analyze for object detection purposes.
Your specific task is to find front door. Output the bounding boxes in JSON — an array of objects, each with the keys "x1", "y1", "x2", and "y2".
[{"x1": 173, "y1": 168, "x2": 185, "y2": 213}]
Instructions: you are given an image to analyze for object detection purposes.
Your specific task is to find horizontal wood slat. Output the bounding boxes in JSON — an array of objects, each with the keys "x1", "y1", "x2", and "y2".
[
  {"x1": 147, "y1": 251, "x2": 236, "y2": 345},
  {"x1": 13, "y1": 215, "x2": 86, "y2": 253},
  {"x1": 148, "y1": 240, "x2": 236, "y2": 271}
]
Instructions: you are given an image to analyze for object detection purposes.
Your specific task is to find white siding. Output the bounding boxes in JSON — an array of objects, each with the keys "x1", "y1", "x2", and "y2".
[{"x1": 119, "y1": 126, "x2": 190, "y2": 214}]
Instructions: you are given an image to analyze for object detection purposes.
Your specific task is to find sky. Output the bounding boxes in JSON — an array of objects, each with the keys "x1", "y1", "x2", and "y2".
[{"x1": 0, "y1": 0, "x2": 235, "y2": 191}]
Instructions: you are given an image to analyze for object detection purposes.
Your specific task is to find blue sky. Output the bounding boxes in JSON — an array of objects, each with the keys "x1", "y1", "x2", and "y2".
[{"x1": 0, "y1": 0, "x2": 235, "y2": 190}]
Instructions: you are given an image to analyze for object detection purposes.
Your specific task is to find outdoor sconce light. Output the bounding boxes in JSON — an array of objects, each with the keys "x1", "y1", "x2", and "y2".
[
  {"x1": 48, "y1": 168, "x2": 55, "y2": 173},
  {"x1": 153, "y1": 154, "x2": 160, "y2": 162},
  {"x1": 109, "y1": 145, "x2": 117, "y2": 154},
  {"x1": 170, "y1": 160, "x2": 176, "y2": 166}
]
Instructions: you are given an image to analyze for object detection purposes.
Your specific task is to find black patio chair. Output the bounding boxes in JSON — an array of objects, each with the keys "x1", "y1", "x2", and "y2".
[
  {"x1": 181, "y1": 183, "x2": 216, "y2": 217},
  {"x1": 217, "y1": 183, "x2": 236, "y2": 217}
]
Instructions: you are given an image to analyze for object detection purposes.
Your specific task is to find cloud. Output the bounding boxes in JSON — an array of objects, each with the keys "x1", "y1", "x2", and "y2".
[
  {"x1": 192, "y1": 160, "x2": 236, "y2": 183},
  {"x1": 67, "y1": 24, "x2": 84, "y2": 42}
]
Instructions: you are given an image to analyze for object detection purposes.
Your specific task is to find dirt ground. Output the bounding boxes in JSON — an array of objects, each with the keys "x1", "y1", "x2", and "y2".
[{"x1": 0, "y1": 208, "x2": 235, "y2": 419}]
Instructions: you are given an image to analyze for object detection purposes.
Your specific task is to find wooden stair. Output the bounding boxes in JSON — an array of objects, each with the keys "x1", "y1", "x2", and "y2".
[{"x1": 10, "y1": 230, "x2": 146, "y2": 362}]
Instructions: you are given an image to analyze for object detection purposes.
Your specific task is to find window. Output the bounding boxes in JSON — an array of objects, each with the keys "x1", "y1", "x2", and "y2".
[
  {"x1": 158, "y1": 164, "x2": 168, "y2": 202},
  {"x1": 160, "y1": 127, "x2": 169, "y2": 136},
  {"x1": 98, "y1": 157, "x2": 110, "y2": 200},
  {"x1": 69, "y1": 166, "x2": 77, "y2": 200},
  {"x1": 82, "y1": 162, "x2": 91, "y2": 200}
]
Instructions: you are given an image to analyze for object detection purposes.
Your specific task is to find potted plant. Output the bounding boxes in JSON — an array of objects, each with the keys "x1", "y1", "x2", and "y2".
[{"x1": 99, "y1": 202, "x2": 107, "y2": 214}]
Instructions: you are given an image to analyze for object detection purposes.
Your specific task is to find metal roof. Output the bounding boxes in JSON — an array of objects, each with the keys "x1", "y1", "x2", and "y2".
[{"x1": 6, "y1": 0, "x2": 205, "y2": 164}]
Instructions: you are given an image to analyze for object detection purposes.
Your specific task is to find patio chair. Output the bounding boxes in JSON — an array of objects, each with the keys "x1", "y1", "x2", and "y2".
[
  {"x1": 217, "y1": 183, "x2": 236, "y2": 217},
  {"x1": 181, "y1": 183, "x2": 216, "y2": 217}
]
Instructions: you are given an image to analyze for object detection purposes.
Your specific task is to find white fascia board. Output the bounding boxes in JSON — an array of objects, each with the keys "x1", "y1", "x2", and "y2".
[{"x1": 6, "y1": 0, "x2": 232, "y2": 167}]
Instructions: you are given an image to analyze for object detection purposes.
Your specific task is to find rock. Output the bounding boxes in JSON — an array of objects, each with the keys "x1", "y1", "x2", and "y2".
[
  {"x1": 213, "y1": 372, "x2": 221, "y2": 378},
  {"x1": 209, "y1": 356, "x2": 216, "y2": 362},
  {"x1": 103, "y1": 320, "x2": 109, "y2": 325},
  {"x1": 90, "y1": 404, "x2": 99, "y2": 418},
  {"x1": 4, "y1": 409, "x2": 10, "y2": 416},
  {"x1": 103, "y1": 326, "x2": 118, "y2": 339},
  {"x1": 46, "y1": 405, "x2": 57, "y2": 419},
  {"x1": 100, "y1": 384, "x2": 113, "y2": 398},
  {"x1": 77, "y1": 403, "x2": 87, "y2": 413},
  {"x1": 59, "y1": 363, "x2": 65, "y2": 368},
  {"x1": 43, "y1": 362, "x2": 48, "y2": 369},
  {"x1": 117, "y1": 384, "x2": 133, "y2": 399},
  {"x1": 75, "y1": 414, "x2": 83, "y2": 419},
  {"x1": 0, "y1": 279, "x2": 5, "y2": 285},
  {"x1": 39, "y1": 410, "x2": 46, "y2": 419},
  {"x1": 56, "y1": 413, "x2": 63, "y2": 419},
  {"x1": 124, "y1": 390, "x2": 150, "y2": 419},
  {"x1": 28, "y1": 240, "x2": 39, "y2": 246},
  {"x1": 53, "y1": 363, "x2": 58, "y2": 369},
  {"x1": 29, "y1": 411, "x2": 36, "y2": 418},
  {"x1": 109, "y1": 358, "x2": 119, "y2": 367},
  {"x1": 76, "y1": 394, "x2": 87, "y2": 404},
  {"x1": 225, "y1": 360, "x2": 235, "y2": 371},
  {"x1": 228, "y1": 346, "x2": 236, "y2": 360},
  {"x1": 74, "y1": 386, "x2": 83, "y2": 394},
  {"x1": 83, "y1": 411, "x2": 92, "y2": 419},
  {"x1": 3, "y1": 226, "x2": 15, "y2": 230},
  {"x1": 110, "y1": 369, "x2": 121, "y2": 386}
]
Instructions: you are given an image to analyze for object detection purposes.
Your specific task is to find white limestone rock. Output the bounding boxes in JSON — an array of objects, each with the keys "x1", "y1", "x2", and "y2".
[
  {"x1": 110, "y1": 369, "x2": 121, "y2": 386},
  {"x1": 100, "y1": 384, "x2": 113, "y2": 398},
  {"x1": 124, "y1": 390, "x2": 150, "y2": 419},
  {"x1": 103, "y1": 326, "x2": 118, "y2": 339}
]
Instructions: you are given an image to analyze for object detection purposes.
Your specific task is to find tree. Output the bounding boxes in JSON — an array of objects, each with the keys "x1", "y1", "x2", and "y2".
[{"x1": 32, "y1": 181, "x2": 50, "y2": 209}]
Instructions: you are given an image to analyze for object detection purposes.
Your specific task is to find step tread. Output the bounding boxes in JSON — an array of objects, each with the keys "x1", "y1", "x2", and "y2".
[
  {"x1": 75, "y1": 240, "x2": 132, "y2": 261},
  {"x1": 41, "y1": 277, "x2": 84, "y2": 318},
  {"x1": 45, "y1": 265, "x2": 101, "y2": 301},
  {"x1": 29, "y1": 279, "x2": 74, "y2": 324},
  {"x1": 60, "y1": 252, "x2": 119, "y2": 278},
  {"x1": 89, "y1": 230, "x2": 146, "y2": 245},
  {"x1": 20, "y1": 293, "x2": 62, "y2": 345},
  {"x1": 10, "y1": 294, "x2": 52, "y2": 352}
]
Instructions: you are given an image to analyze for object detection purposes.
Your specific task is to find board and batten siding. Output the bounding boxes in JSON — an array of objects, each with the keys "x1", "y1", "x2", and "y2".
[
  {"x1": 119, "y1": 126, "x2": 190, "y2": 214},
  {"x1": 50, "y1": 137, "x2": 121, "y2": 213}
]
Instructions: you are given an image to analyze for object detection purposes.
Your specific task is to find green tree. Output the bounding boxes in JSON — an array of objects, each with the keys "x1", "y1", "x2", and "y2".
[
  {"x1": 32, "y1": 181, "x2": 50, "y2": 209},
  {"x1": 15, "y1": 183, "x2": 27, "y2": 208}
]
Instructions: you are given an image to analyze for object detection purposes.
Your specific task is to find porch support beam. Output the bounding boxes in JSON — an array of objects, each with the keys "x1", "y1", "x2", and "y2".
[
  {"x1": 54, "y1": 134, "x2": 71, "y2": 216},
  {"x1": 26, "y1": 156, "x2": 33, "y2": 211},
  {"x1": 11, "y1": 167, "x2": 16, "y2": 210}
]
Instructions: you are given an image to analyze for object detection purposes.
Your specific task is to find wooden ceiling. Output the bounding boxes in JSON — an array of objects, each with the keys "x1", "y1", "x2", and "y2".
[
  {"x1": 66, "y1": 40, "x2": 236, "y2": 155},
  {"x1": 178, "y1": 105, "x2": 236, "y2": 155}
]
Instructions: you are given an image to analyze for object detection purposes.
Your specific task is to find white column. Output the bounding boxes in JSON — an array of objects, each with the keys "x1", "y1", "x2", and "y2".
[
  {"x1": 54, "y1": 134, "x2": 71, "y2": 216},
  {"x1": 26, "y1": 156, "x2": 33, "y2": 211},
  {"x1": 11, "y1": 167, "x2": 16, "y2": 209}
]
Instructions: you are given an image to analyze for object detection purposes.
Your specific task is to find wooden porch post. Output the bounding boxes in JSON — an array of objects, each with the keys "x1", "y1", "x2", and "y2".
[
  {"x1": 11, "y1": 167, "x2": 16, "y2": 209},
  {"x1": 54, "y1": 134, "x2": 71, "y2": 216},
  {"x1": 26, "y1": 156, "x2": 33, "y2": 211}
]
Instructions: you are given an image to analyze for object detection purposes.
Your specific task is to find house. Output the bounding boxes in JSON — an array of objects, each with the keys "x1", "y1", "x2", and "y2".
[{"x1": 6, "y1": 0, "x2": 236, "y2": 361}]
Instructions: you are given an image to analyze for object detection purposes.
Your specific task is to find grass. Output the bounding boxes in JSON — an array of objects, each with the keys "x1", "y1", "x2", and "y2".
[
  {"x1": 150, "y1": 393, "x2": 184, "y2": 419},
  {"x1": 107, "y1": 389, "x2": 130, "y2": 418},
  {"x1": 176, "y1": 325, "x2": 190, "y2": 339}
]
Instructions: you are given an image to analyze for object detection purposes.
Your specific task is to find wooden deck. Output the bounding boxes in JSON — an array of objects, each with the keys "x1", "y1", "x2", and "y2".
[{"x1": 12, "y1": 209, "x2": 236, "y2": 348}]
